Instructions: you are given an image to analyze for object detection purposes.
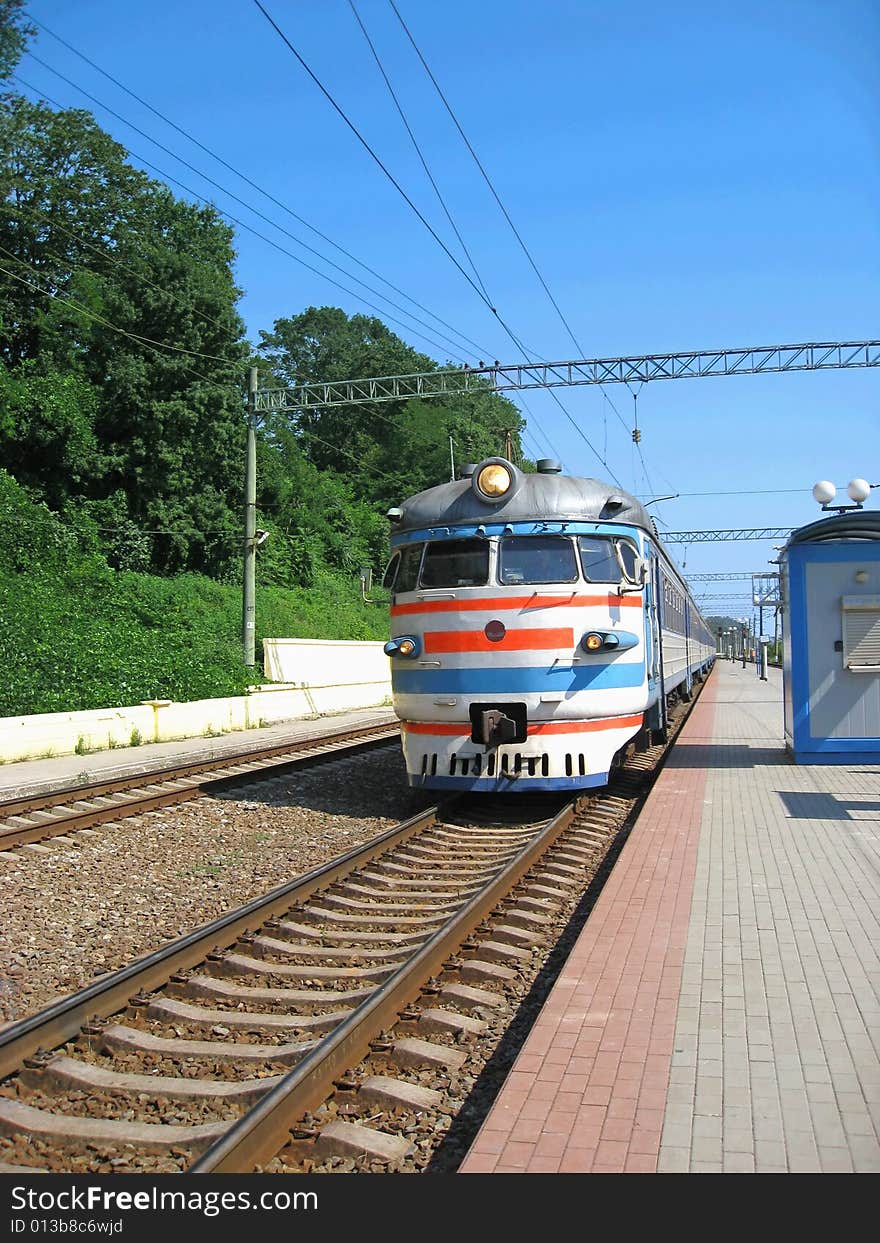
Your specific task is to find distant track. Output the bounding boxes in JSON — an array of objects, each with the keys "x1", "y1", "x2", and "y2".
[{"x1": 0, "y1": 723, "x2": 400, "y2": 852}]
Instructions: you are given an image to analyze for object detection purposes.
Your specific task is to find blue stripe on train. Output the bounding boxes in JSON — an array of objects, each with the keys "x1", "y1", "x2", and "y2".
[{"x1": 392, "y1": 662, "x2": 646, "y2": 695}]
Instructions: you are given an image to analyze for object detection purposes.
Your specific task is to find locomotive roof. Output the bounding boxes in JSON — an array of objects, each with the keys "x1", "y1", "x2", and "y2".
[{"x1": 394, "y1": 464, "x2": 654, "y2": 535}]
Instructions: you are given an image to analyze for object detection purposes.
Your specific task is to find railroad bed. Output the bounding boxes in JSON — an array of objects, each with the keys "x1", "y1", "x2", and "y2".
[
  {"x1": 0, "y1": 722, "x2": 400, "y2": 853},
  {"x1": 0, "y1": 683, "x2": 704, "y2": 1174}
]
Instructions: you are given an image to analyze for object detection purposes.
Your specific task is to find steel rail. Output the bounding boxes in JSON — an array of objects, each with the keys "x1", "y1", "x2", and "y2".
[
  {"x1": 190, "y1": 797, "x2": 578, "y2": 1173},
  {"x1": 0, "y1": 724, "x2": 400, "y2": 850},
  {"x1": 0, "y1": 804, "x2": 439, "y2": 1080}
]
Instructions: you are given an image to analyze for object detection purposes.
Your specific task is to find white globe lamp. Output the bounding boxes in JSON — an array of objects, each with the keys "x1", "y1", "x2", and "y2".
[
  {"x1": 812, "y1": 481, "x2": 836, "y2": 505},
  {"x1": 847, "y1": 478, "x2": 871, "y2": 504}
]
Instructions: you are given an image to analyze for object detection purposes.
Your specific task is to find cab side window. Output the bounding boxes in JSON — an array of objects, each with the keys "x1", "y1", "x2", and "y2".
[
  {"x1": 576, "y1": 536, "x2": 618, "y2": 583},
  {"x1": 382, "y1": 553, "x2": 400, "y2": 591},
  {"x1": 616, "y1": 539, "x2": 640, "y2": 583},
  {"x1": 393, "y1": 543, "x2": 424, "y2": 594}
]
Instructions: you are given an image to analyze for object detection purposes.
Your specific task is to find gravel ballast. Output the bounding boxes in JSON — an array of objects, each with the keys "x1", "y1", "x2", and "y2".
[{"x1": 0, "y1": 746, "x2": 426, "y2": 1028}]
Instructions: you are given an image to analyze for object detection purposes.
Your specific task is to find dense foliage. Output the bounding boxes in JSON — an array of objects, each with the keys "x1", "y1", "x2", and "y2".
[
  {"x1": 0, "y1": 470, "x2": 388, "y2": 715},
  {"x1": 0, "y1": 12, "x2": 527, "y2": 715}
]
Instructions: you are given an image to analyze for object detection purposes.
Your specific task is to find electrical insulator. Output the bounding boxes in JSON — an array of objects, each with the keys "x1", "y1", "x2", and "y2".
[{"x1": 632, "y1": 428, "x2": 642, "y2": 444}]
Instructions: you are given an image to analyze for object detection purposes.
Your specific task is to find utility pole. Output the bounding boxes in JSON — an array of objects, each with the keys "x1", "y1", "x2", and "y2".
[{"x1": 242, "y1": 366, "x2": 258, "y2": 668}]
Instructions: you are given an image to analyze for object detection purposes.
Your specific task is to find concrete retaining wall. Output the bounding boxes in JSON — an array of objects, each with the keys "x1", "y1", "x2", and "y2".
[{"x1": 0, "y1": 640, "x2": 392, "y2": 764}]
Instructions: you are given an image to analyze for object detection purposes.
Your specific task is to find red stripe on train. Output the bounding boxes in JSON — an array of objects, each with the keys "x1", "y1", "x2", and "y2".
[
  {"x1": 530, "y1": 713, "x2": 643, "y2": 735},
  {"x1": 403, "y1": 714, "x2": 644, "y2": 737},
  {"x1": 391, "y1": 593, "x2": 643, "y2": 616},
  {"x1": 424, "y1": 627, "x2": 574, "y2": 653}
]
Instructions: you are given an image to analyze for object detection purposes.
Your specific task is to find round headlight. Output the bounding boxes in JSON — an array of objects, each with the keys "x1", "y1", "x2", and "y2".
[
  {"x1": 476, "y1": 463, "x2": 512, "y2": 497},
  {"x1": 397, "y1": 638, "x2": 415, "y2": 657},
  {"x1": 583, "y1": 632, "x2": 604, "y2": 651}
]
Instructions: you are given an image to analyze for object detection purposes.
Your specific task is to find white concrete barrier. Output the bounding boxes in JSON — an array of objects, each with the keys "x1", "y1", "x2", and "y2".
[{"x1": 0, "y1": 640, "x2": 392, "y2": 764}]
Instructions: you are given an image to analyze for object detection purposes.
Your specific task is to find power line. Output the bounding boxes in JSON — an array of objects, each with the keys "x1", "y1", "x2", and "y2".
[
  {"x1": 2, "y1": 198, "x2": 244, "y2": 343},
  {"x1": 250, "y1": 6, "x2": 566, "y2": 468},
  {"x1": 11, "y1": 74, "x2": 477, "y2": 366},
  {"x1": 347, "y1": 0, "x2": 493, "y2": 306},
  {"x1": 0, "y1": 250, "x2": 235, "y2": 383},
  {"x1": 13, "y1": 47, "x2": 566, "y2": 475},
  {"x1": 29, "y1": 16, "x2": 489, "y2": 362},
  {"x1": 7, "y1": 84, "x2": 536, "y2": 467},
  {"x1": 346, "y1": 1, "x2": 569, "y2": 466},
  {"x1": 639, "y1": 486, "x2": 813, "y2": 499},
  {"x1": 15, "y1": 60, "x2": 477, "y2": 366},
  {"x1": 389, "y1": 0, "x2": 639, "y2": 469},
  {"x1": 251, "y1": 0, "x2": 498, "y2": 313}
]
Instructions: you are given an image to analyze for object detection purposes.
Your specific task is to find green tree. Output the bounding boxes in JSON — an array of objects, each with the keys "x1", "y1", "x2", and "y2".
[
  {"x1": 0, "y1": 94, "x2": 250, "y2": 575},
  {"x1": 0, "y1": 0, "x2": 32, "y2": 82},
  {"x1": 258, "y1": 306, "x2": 525, "y2": 510}
]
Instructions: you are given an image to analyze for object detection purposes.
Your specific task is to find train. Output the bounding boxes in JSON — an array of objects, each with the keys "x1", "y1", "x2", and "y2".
[{"x1": 382, "y1": 456, "x2": 715, "y2": 791}]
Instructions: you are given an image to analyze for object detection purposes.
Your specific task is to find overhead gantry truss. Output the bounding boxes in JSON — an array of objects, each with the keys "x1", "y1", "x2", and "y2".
[
  {"x1": 687, "y1": 572, "x2": 764, "y2": 581},
  {"x1": 254, "y1": 339, "x2": 880, "y2": 412},
  {"x1": 663, "y1": 528, "x2": 794, "y2": 544}
]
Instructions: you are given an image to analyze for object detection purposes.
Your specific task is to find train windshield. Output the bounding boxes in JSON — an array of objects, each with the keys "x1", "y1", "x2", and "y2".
[
  {"x1": 420, "y1": 539, "x2": 490, "y2": 588},
  {"x1": 577, "y1": 536, "x2": 640, "y2": 584},
  {"x1": 499, "y1": 536, "x2": 578, "y2": 585}
]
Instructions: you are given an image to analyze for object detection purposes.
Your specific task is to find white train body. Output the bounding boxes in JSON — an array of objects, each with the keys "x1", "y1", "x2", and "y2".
[{"x1": 383, "y1": 458, "x2": 714, "y2": 792}]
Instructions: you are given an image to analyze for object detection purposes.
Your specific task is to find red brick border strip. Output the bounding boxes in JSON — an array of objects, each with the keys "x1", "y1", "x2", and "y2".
[{"x1": 460, "y1": 678, "x2": 719, "y2": 1173}]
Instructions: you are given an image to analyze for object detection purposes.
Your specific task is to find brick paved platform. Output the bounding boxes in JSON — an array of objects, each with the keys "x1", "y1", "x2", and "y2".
[{"x1": 460, "y1": 662, "x2": 880, "y2": 1173}]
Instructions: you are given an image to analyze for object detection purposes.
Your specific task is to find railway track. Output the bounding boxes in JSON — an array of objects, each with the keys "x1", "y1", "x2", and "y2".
[
  {"x1": 0, "y1": 722, "x2": 400, "y2": 853},
  {"x1": 0, "y1": 678, "x2": 708, "y2": 1174}
]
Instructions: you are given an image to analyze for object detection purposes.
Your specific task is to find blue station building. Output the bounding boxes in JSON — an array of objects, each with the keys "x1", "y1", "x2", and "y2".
[{"x1": 781, "y1": 510, "x2": 880, "y2": 763}]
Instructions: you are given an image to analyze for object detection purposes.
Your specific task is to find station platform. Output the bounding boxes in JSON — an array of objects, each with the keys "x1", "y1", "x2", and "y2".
[
  {"x1": 0, "y1": 706, "x2": 399, "y2": 802},
  {"x1": 460, "y1": 662, "x2": 880, "y2": 1173}
]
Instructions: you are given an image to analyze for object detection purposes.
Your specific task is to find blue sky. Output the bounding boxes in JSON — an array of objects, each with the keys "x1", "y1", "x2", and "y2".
[{"x1": 18, "y1": 0, "x2": 879, "y2": 613}]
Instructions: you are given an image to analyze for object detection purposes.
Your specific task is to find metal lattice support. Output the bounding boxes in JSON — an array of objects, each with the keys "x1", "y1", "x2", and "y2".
[
  {"x1": 687, "y1": 572, "x2": 764, "y2": 581},
  {"x1": 695, "y1": 593, "x2": 762, "y2": 601},
  {"x1": 664, "y1": 528, "x2": 794, "y2": 544},
  {"x1": 254, "y1": 339, "x2": 880, "y2": 412}
]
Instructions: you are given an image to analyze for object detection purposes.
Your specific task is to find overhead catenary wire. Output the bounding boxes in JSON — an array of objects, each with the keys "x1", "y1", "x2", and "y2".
[
  {"x1": 0, "y1": 250, "x2": 236, "y2": 383},
  {"x1": 15, "y1": 59, "x2": 478, "y2": 366},
  {"x1": 13, "y1": 46, "x2": 591, "y2": 478},
  {"x1": 342, "y1": 6, "x2": 620, "y2": 479},
  {"x1": 388, "y1": 0, "x2": 643, "y2": 468},
  {"x1": 9, "y1": 82, "x2": 535, "y2": 470},
  {"x1": 347, "y1": 0, "x2": 493, "y2": 306},
  {"x1": 28, "y1": 16, "x2": 489, "y2": 362},
  {"x1": 22, "y1": 34, "x2": 606, "y2": 475},
  {"x1": 346, "y1": 0, "x2": 569, "y2": 468},
  {"x1": 2, "y1": 198, "x2": 244, "y2": 343},
  {"x1": 11, "y1": 74, "x2": 479, "y2": 366},
  {"x1": 1, "y1": 209, "x2": 510, "y2": 472},
  {"x1": 251, "y1": 0, "x2": 500, "y2": 316}
]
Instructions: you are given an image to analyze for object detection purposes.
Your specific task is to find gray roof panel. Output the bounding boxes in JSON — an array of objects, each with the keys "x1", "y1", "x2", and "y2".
[{"x1": 395, "y1": 463, "x2": 654, "y2": 534}]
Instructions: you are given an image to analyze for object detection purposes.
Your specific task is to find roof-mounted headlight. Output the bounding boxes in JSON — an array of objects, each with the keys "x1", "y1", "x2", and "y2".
[{"x1": 472, "y1": 457, "x2": 516, "y2": 502}]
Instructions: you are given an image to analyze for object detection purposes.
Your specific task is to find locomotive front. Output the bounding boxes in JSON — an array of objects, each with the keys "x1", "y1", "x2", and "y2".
[{"x1": 382, "y1": 458, "x2": 654, "y2": 791}]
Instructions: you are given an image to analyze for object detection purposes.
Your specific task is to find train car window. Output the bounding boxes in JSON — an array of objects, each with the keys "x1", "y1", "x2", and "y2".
[
  {"x1": 499, "y1": 536, "x2": 578, "y2": 585},
  {"x1": 576, "y1": 536, "x2": 619, "y2": 583},
  {"x1": 394, "y1": 543, "x2": 425, "y2": 594},
  {"x1": 420, "y1": 539, "x2": 489, "y2": 588}
]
